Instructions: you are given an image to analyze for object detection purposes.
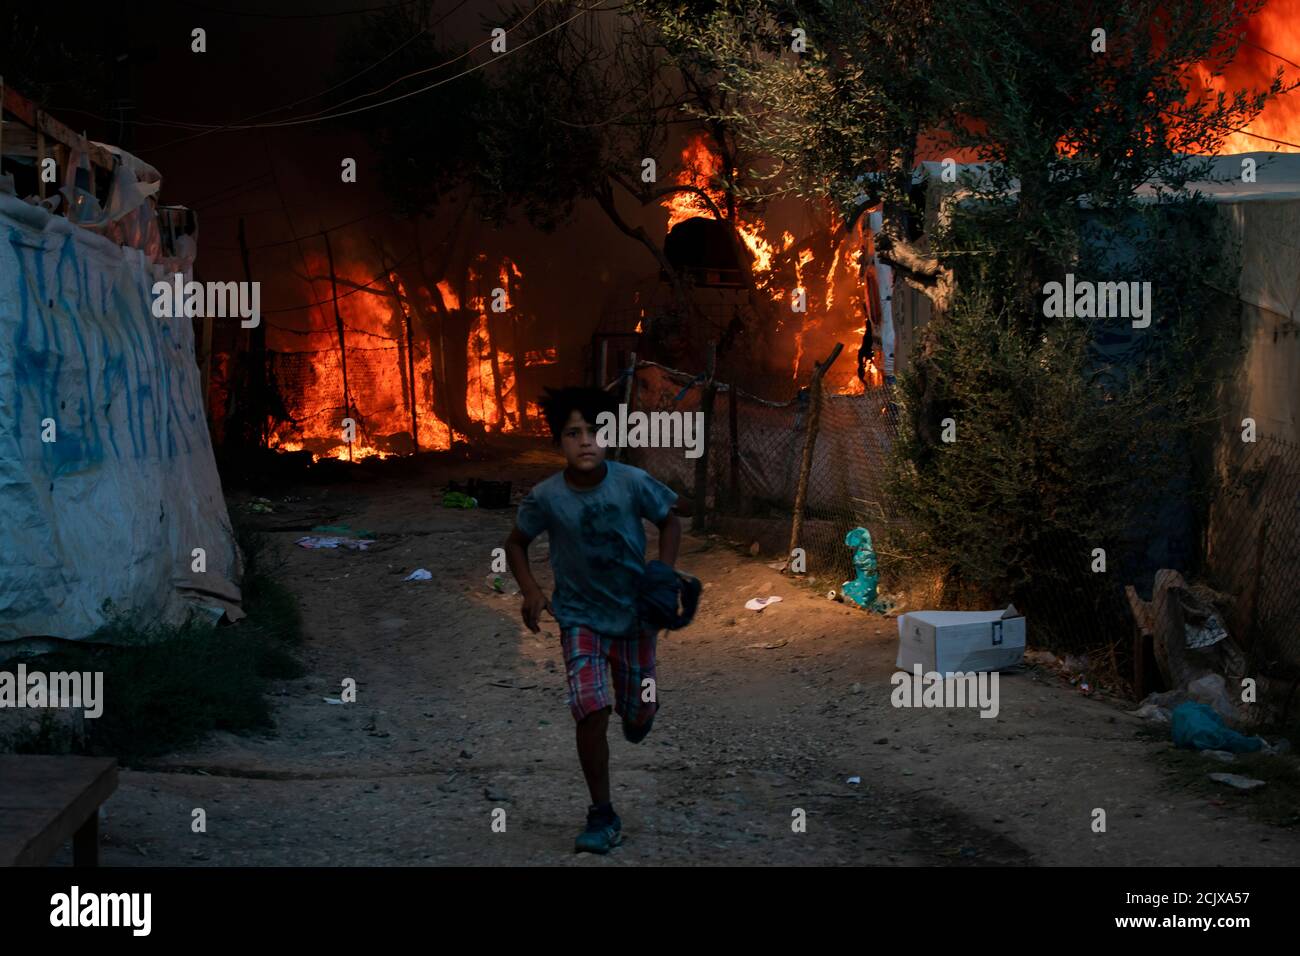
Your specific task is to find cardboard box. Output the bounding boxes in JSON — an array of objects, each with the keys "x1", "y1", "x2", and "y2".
[{"x1": 895, "y1": 604, "x2": 1026, "y2": 674}]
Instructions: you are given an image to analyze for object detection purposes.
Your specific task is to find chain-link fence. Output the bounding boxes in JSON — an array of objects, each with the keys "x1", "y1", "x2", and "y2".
[
  {"x1": 1204, "y1": 434, "x2": 1300, "y2": 680},
  {"x1": 622, "y1": 357, "x2": 1300, "y2": 683},
  {"x1": 624, "y1": 360, "x2": 904, "y2": 589}
]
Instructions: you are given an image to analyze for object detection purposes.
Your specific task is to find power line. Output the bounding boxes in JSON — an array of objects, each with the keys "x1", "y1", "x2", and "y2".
[
  {"x1": 260, "y1": 248, "x2": 424, "y2": 314},
  {"x1": 243, "y1": 2, "x2": 600, "y2": 129},
  {"x1": 205, "y1": 208, "x2": 394, "y2": 250},
  {"x1": 186, "y1": 172, "x2": 274, "y2": 207},
  {"x1": 149, "y1": 1, "x2": 476, "y2": 151},
  {"x1": 1242, "y1": 39, "x2": 1300, "y2": 74},
  {"x1": 178, "y1": 0, "x2": 424, "y2": 19},
  {"x1": 308, "y1": 0, "x2": 540, "y2": 119},
  {"x1": 50, "y1": 0, "x2": 603, "y2": 135}
]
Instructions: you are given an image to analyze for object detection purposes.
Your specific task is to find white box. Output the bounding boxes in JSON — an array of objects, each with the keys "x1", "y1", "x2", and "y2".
[{"x1": 895, "y1": 604, "x2": 1026, "y2": 674}]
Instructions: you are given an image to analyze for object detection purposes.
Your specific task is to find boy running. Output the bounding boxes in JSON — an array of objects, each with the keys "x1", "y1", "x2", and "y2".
[{"x1": 504, "y1": 386, "x2": 681, "y2": 854}]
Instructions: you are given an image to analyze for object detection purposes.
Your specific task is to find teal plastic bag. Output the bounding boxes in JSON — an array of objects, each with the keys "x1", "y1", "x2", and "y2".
[{"x1": 1170, "y1": 701, "x2": 1263, "y2": 753}]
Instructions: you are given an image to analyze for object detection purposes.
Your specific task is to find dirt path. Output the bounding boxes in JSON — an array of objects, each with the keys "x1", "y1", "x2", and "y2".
[{"x1": 92, "y1": 446, "x2": 1300, "y2": 865}]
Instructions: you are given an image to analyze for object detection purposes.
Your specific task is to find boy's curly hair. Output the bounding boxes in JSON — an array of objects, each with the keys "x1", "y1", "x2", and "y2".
[{"x1": 537, "y1": 386, "x2": 619, "y2": 445}]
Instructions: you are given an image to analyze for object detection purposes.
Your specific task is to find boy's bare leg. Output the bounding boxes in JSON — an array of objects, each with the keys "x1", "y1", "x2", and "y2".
[{"x1": 576, "y1": 706, "x2": 612, "y2": 805}]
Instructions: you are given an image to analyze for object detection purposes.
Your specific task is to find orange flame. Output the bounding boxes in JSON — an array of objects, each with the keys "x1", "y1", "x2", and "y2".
[
  {"x1": 664, "y1": 136, "x2": 727, "y2": 229},
  {"x1": 266, "y1": 252, "x2": 529, "y2": 461},
  {"x1": 1189, "y1": 0, "x2": 1300, "y2": 153}
]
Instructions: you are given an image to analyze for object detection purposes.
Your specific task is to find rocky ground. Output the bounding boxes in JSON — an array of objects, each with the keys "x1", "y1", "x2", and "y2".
[{"x1": 84, "y1": 443, "x2": 1300, "y2": 865}]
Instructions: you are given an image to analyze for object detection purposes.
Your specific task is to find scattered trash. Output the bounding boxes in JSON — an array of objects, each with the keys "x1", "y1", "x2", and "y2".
[
  {"x1": 441, "y1": 491, "x2": 477, "y2": 509},
  {"x1": 827, "y1": 590, "x2": 841, "y2": 602},
  {"x1": 1131, "y1": 702, "x2": 1173, "y2": 724},
  {"x1": 322, "y1": 697, "x2": 344, "y2": 705},
  {"x1": 745, "y1": 639, "x2": 789, "y2": 650},
  {"x1": 840, "y1": 527, "x2": 880, "y2": 610},
  {"x1": 1208, "y1": 772, "x2": 1266, "y2": 791},
  {"x1": 767, "y1": 560, "x2": 788, "y2": 572},
  {"x1": 876, "y1": 592, "x2": 905, "y2": 614},
  {"x1": 1170, "y1": 701, "x2": 1266, "y2": 754},
  {"x1": 312, "y1": 523, "x2": 375, "y2": 539},
  {"x1": 447, "y1": 479, "x2": 511, "y2": 508},
  {"x1": 245, "y1": 496, "x2": 274, "y2": 514},
  {"x1": 1186, "y1": 614, "x2": 1229, "y2": 650},
  {"x1": 1201, "y1": 750, "x2": 1237, "y2": 764},
  {"x1": 745, "y1": 595, "x2": 783, "y2": 611},
  {"x1": 485, "y1": 573, "x2": 520, "y2": 595},
  {"x1": 1186, "y1": 673, "x2": 1238, "y2": 723},
  {"x1": 296, "y1": 535, "x2": 373, "y2": 551},
  {"x1": 405, "y1": 568, "x2": 433, "y2": 581},
  {"x1": 846, "y1": 776, "x2": 861, "y2": 785},
  {"x1": 1078, "y1": 680, "x2": 1092, "y2": 695}
]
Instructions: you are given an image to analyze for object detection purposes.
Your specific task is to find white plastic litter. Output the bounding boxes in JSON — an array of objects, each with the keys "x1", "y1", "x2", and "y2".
[
  {"x1": 846, "y1": 776, "x2": 861, "y2": 785},
  {"x1": 1208, "y1": 772, "x2": 1266, "y2": 790},
  {"x1": 322, "y1": 698, "x2": 344, "y2": 705},
  {"x1": 745, "y1": 595, "x2": 783, "y2": 611},
  {"x1": 296, "y1": 536, "x2": 372, "y2": 551},
  {"x1": 405, "y1": 569, "x2": 433, "y2": 581}
]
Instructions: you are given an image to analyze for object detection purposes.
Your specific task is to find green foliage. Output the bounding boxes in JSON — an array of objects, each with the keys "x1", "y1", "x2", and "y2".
[
  {"x1": 886, "y1": 197, "x2": 1241, "y2": 638},
  {"x1": 645, "y1": 0, "x2": 945, "y2": 217}
]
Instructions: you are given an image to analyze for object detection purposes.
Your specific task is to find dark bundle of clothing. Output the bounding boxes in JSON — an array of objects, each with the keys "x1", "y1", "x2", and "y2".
[{"x1": 636, "y1": 560, "x2": 702, "y2": 631}]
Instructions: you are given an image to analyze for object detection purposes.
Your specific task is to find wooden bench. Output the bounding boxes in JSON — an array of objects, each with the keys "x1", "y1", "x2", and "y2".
[{"x1": 0, "y1": 755, "x2": 118, "y2": 866}]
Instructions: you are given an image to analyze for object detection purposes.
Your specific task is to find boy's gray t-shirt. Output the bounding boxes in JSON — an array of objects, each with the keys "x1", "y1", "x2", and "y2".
[{"x1": 515, "y1": 461, "x2": 678, "y2": 638}]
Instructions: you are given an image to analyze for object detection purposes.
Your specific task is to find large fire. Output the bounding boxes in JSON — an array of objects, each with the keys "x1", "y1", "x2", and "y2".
[
  {"x1": 662, "y1": 134, "x2": 884, "y2": 394},
  {"x1": 266, "y1": 251, "x2": 535, "y2": 461},
  {"x1": 1191, "y1": 0, "x2": 1300, "y2": 153}
]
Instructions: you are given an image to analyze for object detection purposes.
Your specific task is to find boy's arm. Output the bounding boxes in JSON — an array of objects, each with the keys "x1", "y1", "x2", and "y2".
[
  {"x1": 505, "y1": 526, "x2": 549, "y2": 632},
  {"x1": 655, "y1": 507, "x2": 682, "y2": 568}
]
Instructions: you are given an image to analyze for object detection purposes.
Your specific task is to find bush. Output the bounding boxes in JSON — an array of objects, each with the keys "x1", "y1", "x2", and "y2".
[{"x1": 885, "y1": 198, "x2": 1239, "y2": 650}]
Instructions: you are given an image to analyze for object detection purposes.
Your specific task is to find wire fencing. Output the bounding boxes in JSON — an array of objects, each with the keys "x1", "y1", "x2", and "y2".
[
  {"x1": 622, "y1": 358, "x2": 1300, "y2": 684},
  {"x1": 1204, "y1": 434, "x2": 1300, "y2": 680},
  {"x1": 624, "y1": 359, "x2": 905, "y2": 591}
]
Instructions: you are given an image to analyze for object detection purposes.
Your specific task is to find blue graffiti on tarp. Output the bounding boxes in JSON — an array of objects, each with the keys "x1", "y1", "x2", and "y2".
[{"x1": 6, "y1": 223, "x2": 207, "y2": 477}]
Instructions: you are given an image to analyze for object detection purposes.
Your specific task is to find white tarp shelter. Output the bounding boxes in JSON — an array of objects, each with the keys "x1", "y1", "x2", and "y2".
[{"x1": 0, "y1": 186, "x2": 241, "y2": 651}]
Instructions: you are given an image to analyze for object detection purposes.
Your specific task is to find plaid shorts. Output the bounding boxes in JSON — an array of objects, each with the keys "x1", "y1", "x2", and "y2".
[{"x1": 560, "y1": 625, "x2": 660, "y2": 725}]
